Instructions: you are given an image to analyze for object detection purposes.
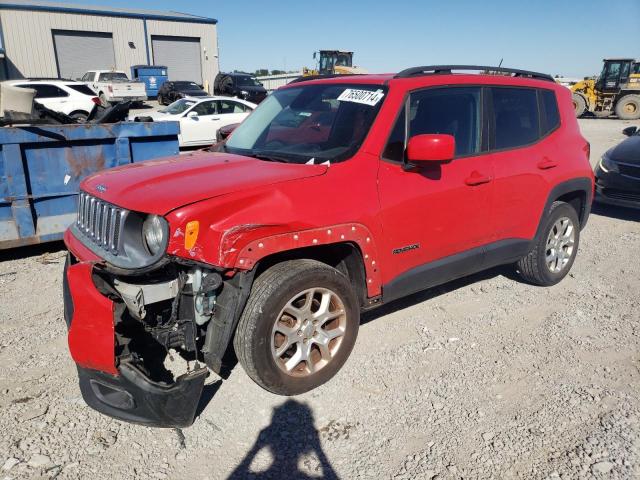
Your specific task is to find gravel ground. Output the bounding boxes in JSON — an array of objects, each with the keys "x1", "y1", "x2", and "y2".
[{"x1": 1, "y1": 118, "x2": 639, "y2": 480}]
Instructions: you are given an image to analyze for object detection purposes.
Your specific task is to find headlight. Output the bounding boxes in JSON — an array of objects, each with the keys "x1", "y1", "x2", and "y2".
[
  {"x1": 142, "y1": 214, "x2": 165, "y2": 255},
  {"x1": 241, "y1": 90, "x2": 249, "y2": 96},
  {"x1": 599, "y1": 155, "x2": 619, "y2": 173}
]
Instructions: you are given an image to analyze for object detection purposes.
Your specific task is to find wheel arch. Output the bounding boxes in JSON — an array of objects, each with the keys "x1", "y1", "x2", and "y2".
[
  {"x1": 69, "y1": 109, "x2": 89, "y2": 117},
  {"x1": 536, "y1": 178, "x2": 593, "y2": 239},
  {"x1": 231, "y1": 223, "x2": 382, "y2": 298},
  {"x1": 253, "y1": 242, "x2": 369, "y2": 308},
  {"x1": 202, "y1": 240, "x2": 372, "y2": 377}
]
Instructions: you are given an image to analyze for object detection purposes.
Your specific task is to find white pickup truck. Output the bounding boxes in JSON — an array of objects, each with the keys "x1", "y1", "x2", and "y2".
[{"x1": 80, "y1": 70, "x2": 147, "y2": 105}]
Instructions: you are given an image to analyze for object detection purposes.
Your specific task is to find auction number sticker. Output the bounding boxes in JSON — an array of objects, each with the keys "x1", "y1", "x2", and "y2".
[{"x1": 337, "y1": 88, "x2": 385, "y2": 106}]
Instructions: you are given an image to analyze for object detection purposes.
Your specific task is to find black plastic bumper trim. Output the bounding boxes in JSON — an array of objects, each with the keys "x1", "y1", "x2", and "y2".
[{"x1": 77, "y1": 362, "x2": 207, "y2": 428}]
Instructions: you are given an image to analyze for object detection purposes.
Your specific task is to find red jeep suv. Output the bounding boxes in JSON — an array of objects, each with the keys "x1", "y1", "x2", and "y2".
[{"x1": 63, "y1": 66, "x2": 593, "y2": 427}]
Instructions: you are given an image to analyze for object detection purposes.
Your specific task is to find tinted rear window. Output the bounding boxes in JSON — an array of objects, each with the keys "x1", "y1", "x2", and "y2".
[
  {"x1": 66, "y1": 84, "x2": 96, "y2": 96},
  {"x1": 174, "y1": 82, "x2": 201, "y2": 91},
  {"x1": 491, "y1": 87, "x2": 539, "y2": 150},
  {"x1": 539, "y1": 89, "x2": 560, "y2": 136}
]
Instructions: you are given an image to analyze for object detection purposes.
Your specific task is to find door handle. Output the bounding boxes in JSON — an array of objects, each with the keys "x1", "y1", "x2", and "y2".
[
  {"x1": 211, "y1": 117, "x2": 220, "y2": 121},
  {"x1": 465, "y1": 171, "x2": 492, "y2": 186},
  {"x1": 537, "y1": 158, "x2": 558, "y2": 170}
]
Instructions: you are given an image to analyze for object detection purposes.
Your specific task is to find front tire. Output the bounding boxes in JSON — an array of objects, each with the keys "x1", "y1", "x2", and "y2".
[
  {"x1": 517, "y1": 201, "x2": 580, "y2": 286},
  {"x1": 614, "y1": 94, "x2": 640, "y2": 120},
  {"x1": 234, "y1": 260, "x2": 360, "y2": 395}
]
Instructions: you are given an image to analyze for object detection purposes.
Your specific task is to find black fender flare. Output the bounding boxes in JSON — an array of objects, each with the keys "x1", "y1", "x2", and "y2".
[{"x1": 534, "y1": 177, "x2": 593, "y2": 241}]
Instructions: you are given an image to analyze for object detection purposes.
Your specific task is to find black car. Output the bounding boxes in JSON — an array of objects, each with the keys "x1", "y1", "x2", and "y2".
[
  {"x1": 594, "y1": 125, "x2": 640, "y2": 208},
  {"x1": 214, "y1": 72, "x2": 267, "y2": 104},
  {"x1": 157, "y1": 81, "x2": 208, "y2": 105}
]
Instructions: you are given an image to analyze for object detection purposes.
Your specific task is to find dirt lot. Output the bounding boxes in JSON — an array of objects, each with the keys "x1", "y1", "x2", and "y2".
[{"x1": 1, "y1": 118, "x2": 639, "y2": 480}]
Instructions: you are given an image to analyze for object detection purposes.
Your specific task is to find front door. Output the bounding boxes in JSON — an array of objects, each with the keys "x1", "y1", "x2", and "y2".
[{"x1": 377, "y1": 86, "x2": 493, "y2": 299}]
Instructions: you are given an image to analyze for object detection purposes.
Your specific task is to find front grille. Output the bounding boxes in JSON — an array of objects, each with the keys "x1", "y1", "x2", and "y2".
[
  {"x1": 617, "y1": 162, "x2": 640, "y2": 179},
  {"x1": 76, "y1": 192, "x2": 127, "y2": 255},
  {"x1": 601, "y1": 188, "x2": 640, "y2": 203}
]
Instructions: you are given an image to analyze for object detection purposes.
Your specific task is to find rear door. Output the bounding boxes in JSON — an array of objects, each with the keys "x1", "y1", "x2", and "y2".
[
  {"x1": 18, "y1": 83, "x2": 71, "y2": 114},
  {"x1": 180, "y1": 100, "x2": 217, "y2": 146},
  {"x1": 487, "y1": 86, "x2": 559, "y2": 243},
  {"x1": 214, "y1": 99, "x2": 252, "y2": 130},
  {"x1": 377, "y1": 86, "x2": 494, "y2": 298}
]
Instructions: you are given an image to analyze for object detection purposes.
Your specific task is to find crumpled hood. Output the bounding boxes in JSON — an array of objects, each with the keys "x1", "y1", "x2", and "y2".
[
  {"x1": 609, "y1": 135, "x2": 640, "y2": 164},
  {"x1": 81, "y1": 152, "x2": 328, "y2": 215}
]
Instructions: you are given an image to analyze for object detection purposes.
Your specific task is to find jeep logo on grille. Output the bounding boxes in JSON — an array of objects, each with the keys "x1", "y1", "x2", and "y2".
[{"x1": 96, "y1": 184, "x2": 107, "y2": 193}]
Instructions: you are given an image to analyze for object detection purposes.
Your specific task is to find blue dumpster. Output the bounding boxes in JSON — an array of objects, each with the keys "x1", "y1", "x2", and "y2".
[
  {"x1": 0, "y1": 121, "x2": 179, "y2": 250},
  {"x1": 131, "y1": 65, "x2": 168, "y2": 99}
]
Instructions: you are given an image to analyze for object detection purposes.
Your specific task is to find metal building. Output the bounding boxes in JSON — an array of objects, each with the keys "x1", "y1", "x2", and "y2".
[{"x1": 0, "y1": 0, "x2": 218, "y2": 89}]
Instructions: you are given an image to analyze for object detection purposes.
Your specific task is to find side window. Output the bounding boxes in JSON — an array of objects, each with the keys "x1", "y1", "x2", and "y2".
[
  {"x1": 409, "y1": 87, "x2": 481, "y2": 156},
  {"x1": 19, "y1": 84, "x2": 68, "y2": 98},
  {"x1": 191, "y1": 101, "x2": 216, "y2": 116},
  {"x1": 604, "y1": 62, "x2": 621, "y2": 88},
  {"x1": 217, "y1": 100, "x2": 246, "y2": 114},
  {"x1": 539, "y1": 89, "x2": 560, "y2": 136},
  {"x1": 382, "y1": 106, "x2": 406, "y2": 162},
  {"x1": 491, "y1": 87, "x2": 539, "y2": 150}
]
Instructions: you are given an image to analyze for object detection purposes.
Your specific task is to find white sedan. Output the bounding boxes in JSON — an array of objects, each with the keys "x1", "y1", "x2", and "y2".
[{"x1": 138, "y1": 96, "x2": 256, "y2": 147}]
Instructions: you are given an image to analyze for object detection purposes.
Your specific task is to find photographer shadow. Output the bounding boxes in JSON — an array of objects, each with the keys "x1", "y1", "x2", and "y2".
[{"x1": 226, "y1": 399, "x2": 338, "y2": 480}]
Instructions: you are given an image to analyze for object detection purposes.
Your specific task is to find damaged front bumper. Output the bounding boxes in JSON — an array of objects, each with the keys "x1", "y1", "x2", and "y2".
[
  {"x1": 76, "y1": 363, "x2": 207, "y2": 428},
  {"x1": 63, "y1": 253, "x2": 208, "y2": 428}
]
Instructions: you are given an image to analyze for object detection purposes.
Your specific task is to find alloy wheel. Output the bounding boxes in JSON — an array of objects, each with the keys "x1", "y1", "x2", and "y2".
[
  {"x1": 270, "y1": 287, "x2": 347, "y2": 377},
  {"x1": 545, "y1": 216, "x2": 575, "y2": 273}
]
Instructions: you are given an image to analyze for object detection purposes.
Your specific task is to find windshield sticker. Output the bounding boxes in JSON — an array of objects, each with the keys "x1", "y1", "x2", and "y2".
[
  {"x1": 298, "y1": 112, "x2": 312, "y2": 117},
  {"x1": 337, "y1": 89, "x2": 385, "y2": 106}
]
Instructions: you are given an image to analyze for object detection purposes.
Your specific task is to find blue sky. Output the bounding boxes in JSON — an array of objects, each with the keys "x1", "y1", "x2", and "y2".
[{"x1": 62, "y1": 0, "x2": 639, "y2": 77}]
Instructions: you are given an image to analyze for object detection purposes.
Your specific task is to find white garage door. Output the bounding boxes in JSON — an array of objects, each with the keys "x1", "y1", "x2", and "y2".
[
  {"x1": 152, "y1": 35, "x2": 202, "y2": 83},
  {"x1": 53, "y1": 30, "x2": 115, "y2": 80}
]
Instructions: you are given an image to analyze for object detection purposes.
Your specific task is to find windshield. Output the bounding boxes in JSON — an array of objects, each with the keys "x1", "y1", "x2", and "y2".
[
  {"x1": 174, "y1": 81, "x2": 201, "y2": 91},
  {"x1": 98, "y1": 72, "x2": 129, "y2": 82},
  {"x1": 225, "y1": 83, "x2": 386, "y2": 164},
  {"x1": 163, "y1": 98, "x2": 196, "y2": 114},
  {"x1": 236, "y1": 76, "x2": 262, "y2": 87}
]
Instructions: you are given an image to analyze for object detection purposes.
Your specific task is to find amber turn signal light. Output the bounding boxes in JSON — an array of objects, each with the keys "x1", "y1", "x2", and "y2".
[{"x1": 185, "y1": 221, "x2": 199, "y2": 250}]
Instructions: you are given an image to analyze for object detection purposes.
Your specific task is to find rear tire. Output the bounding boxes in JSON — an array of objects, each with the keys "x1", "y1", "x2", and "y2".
[
  {"x1": 614, "y1": 94, "x2": 640, "y2": 120},
  {"x1": 572, "y1": 93, "x2": 587, "y2": 117},
  {"x1": 234, "y1": 260, "x2": 360, "y2": 395},
  {"x1": 69, "y1": 111, "x2": 88, "y2": 122},
  {"x1": 516, "y1": 201, "x2": 580, "y2": 286}
]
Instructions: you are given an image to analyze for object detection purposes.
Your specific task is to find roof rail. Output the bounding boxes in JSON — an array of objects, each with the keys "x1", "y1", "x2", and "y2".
[
  {"x1": 23, "y1": 77, "x2": 78, "y2": 82},
  {"x1": 288, "y1": 73, "x2": 359, "y2": 84},
  {"x1": 394, "y1": 65, "x2": 554, "y2": 82}
]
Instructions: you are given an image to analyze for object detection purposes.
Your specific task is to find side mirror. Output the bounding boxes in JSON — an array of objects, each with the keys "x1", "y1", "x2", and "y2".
[
  {"x1": 187, "y1": 111, "x2": 199, "y2": 119},
  {"x1": 622, "y1": 126, "x2": 638, "y2": 137},
  {"x1": 406, "y1": 134, "x2": 455, "y2": 164}
]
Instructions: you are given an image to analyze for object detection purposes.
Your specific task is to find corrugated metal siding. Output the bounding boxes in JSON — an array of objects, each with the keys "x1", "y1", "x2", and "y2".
[
  {"x1": 0, "y1": 9, "x2": 147, "y2": 79},
  {"x1": 0, "y1": 9, "x2": 218, "y2": 88}
]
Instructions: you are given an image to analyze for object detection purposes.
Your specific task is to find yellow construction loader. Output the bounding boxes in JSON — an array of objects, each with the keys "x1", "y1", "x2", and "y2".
[
  {"x1": 571, "y1": 58, "x2": 640, "y2": 119},
  {"x1": 302, "y1": 50, "x2": 367, "y2": 77}
]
